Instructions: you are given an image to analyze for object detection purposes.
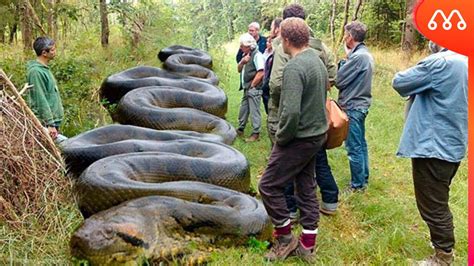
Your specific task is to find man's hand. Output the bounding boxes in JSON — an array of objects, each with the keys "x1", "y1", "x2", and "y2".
[
  {"x1": 240, "y1": 54, "x2": 251, "y2": 65},
  {"x1": 344, "y1": 44, "x2": 351, "y2": 57},
  {"x1": 47, "y1": 126, "x2": 58, "y2": 139}
]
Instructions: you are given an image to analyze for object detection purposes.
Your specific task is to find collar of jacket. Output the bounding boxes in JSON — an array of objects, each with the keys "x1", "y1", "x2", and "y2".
[{"x1": 350, "y1": 42, "x2": 366, "y2": 56}]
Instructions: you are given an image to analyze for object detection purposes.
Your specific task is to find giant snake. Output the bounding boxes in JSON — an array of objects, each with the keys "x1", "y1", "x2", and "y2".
[{"x1": 62, "y1": 45, "x2": 271, "y2": 264}]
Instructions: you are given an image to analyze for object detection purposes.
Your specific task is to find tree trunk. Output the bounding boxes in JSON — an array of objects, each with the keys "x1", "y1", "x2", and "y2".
[
  {"x1": 223, "y1": 1, "x2": 234, "y2": 41},
  {"x1": 99, "y1": 0, "x2": 109, "y2": 47},
  {"x1": 402, "y1": 0, "x2": 417, "y2": 59},
  {"x1": 337, "y1": 0, "x2": 351, "y2": 45},
  {"x1": 20, "y1": 1, "x2": 33, "y2": 52},
  {"x1": 131, "y1": 16, "x2": 145, "y2": 49},
  {"x1": 0, "y1": 29, "x2": 5, "y2": 43},
  {"x1": 9, "y1": 23, "x2": 18, "y2": 44},
  {"x1": 46, "y1": 0, "x2": 57, "y2": 39},
  {"x1": 330, "y1": 0, "x2": 337, "y2": 46},
  {"x1": 25, "y1": 0, "x2": 47, "y2": 36},
  {"x1": 352, "y1": 0, "x2": 363, "y2": 21}
]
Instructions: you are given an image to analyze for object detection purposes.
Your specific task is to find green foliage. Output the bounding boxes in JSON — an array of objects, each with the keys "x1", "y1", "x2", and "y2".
[
  {"x1": 50, "y1": 57, "x2": 98, "y2": 136},
  {"x1": 363, "y1": 0, "x2": 406, "y2": 45},
  {"x1": 247, "y1": 236, "x2": 270, "y2": 253},
  {"x1": 55, "y1": 2, "x2": 81, "y2": 22}
]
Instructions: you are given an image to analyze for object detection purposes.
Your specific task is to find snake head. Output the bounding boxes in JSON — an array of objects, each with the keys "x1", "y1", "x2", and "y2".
[{"x1": 70, "y1": 217, "x2": 151, "y2": 265}]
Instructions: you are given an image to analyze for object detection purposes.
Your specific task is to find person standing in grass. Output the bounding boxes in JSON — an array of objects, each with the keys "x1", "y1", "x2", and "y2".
[
  {"x1": 236, "y1": 33, "x2": 265, "y2": 142},
  {"x1": 392, "y1": 41, "x2": 467, "y2": 266},
  {"x1": 258, "y1": 17, "x2": 328, "y2": 263},
  {"x1": 335, "y1": 21, "x2": 374, "y2": 192},
  {"x1": 269, "y1": 4, "x2": 339, "y2": 220},
  {"x1": 26, "y1": 36, "x2": 65, "y2": 142}
]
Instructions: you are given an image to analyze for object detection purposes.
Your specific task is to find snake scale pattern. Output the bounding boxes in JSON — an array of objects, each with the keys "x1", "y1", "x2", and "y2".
[{"x1": 62, "y1": 45, "x2": 271, "y2": 265}]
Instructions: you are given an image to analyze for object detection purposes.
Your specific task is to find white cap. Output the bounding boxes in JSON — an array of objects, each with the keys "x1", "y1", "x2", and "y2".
[{"x1": 239, "y1": 33, "x2": 257, "y2": 49}]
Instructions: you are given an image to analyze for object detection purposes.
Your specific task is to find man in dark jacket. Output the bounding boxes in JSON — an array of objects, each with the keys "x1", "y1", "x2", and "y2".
[
  {"x1": 26, "y1": 36, "x2": 65, "y2": 141},
  {"x1": 236, "y1": 22, "x2": 267, "y2": 63},
  {"x1": 335, "y1": 21, "x2": 374, "y2": 192}
]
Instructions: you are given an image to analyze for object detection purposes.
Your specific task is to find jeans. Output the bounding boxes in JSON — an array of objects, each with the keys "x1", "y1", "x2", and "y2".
[
  {"x1": 345, "y1": 109, "x2": 369, "y2": 189},
  {"x1": 284, "y1": 147, "x2": 338, "y2": 213},
  {"x1": 315, "y1": 149, "x2": 338, "y2": 210}
]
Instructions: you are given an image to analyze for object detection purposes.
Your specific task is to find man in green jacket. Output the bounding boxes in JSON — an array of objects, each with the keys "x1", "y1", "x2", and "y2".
[{"x1": 26, "y1": 37, "x2": 64, "y2": 140}]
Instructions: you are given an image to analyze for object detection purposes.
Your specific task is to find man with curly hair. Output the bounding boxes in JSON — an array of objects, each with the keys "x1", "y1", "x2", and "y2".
[{"x1": 259, "y1": 17, "x2": 328, "y2": 263}]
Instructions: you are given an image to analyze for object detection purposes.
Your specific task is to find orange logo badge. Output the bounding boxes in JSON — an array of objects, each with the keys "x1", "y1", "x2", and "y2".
[{"x1": 414, "y1": 0, "x2": 474, "y2": 56}]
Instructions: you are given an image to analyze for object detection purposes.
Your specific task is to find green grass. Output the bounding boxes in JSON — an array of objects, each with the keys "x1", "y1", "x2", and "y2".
[
  {"x1": 0, "y1": 36, "x2": 467, "y2": 265},
  {"x1": 208, "y1": 43, "x2": 467, "y2": 265}
]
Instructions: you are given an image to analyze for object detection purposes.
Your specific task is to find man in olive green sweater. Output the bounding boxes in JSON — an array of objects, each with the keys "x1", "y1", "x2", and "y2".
[
  {"x1": 26, "y1": 37, "x2": 64, "y2": 141},
  {"x1": 258, "y1": 18, "x2": 328, "y2": 262},
  {"x1": 268, "y1": 7, "x2": 336, "y2": 145}
]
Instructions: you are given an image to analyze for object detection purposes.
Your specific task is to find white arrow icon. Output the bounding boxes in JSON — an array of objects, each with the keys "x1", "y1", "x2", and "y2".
[{"x1": 428, "y1": 9, "x2": 467, "y2": 31}]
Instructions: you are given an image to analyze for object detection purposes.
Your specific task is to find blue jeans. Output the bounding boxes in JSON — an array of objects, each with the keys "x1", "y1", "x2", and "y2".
[
  {"x1": 284, "y1": 148, "x2": 338, "y2": 212},
  {"x1": 315, "y1": 148, "x2": 338, "y2": 210},
  {"x1": 345, "y1": 109, "x2": 369, "y2": 189}
]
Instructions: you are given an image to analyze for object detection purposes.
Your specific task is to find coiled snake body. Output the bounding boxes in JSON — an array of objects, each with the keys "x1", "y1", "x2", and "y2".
[{"x1": 63, "y1": 46, "x2": 271, "y2": 265}]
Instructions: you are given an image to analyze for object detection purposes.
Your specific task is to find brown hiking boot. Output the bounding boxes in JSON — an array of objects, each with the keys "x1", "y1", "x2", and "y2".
[
  {"x1": 292, "y1": 242, "x2": 316, "y2": 264},
  {"x1": 264, "y1": 234, "x2": 298, "y2": 261},
  {"x1": 417, "y1": 248, "x2": 453, "y2": 266},
  {"x1": 246, "y1": 133, "x2": 259, "y2": 142}
]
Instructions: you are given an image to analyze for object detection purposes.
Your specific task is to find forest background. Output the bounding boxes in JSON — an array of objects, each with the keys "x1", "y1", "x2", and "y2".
[{"x1": 0, "y1": 0, "x2": 467, "y2": 265}]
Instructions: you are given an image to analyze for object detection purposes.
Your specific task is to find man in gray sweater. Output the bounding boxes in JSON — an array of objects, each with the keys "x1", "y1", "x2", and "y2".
[{"x1": 258, "y1": 17, "x2": 328, "y2": 263}]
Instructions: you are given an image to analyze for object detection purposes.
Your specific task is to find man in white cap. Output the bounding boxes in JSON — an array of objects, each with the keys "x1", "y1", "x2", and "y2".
[{"x1": 236, "y1": 33, "x2": 265, "y2": 142}]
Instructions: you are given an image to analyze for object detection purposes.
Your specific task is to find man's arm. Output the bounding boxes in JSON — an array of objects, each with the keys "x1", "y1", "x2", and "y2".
[
  {"x1": 392, "y1": 62, "x2": 433, "y2": 97},
  {"x1": 236, "y1": 49, "x2": 243, "y2": 64},
  {"x1": 269, "y1": 44, "x2": 289, "y2": 92},
  {"x1": 250, "y1": 52, "x2": 265, "y2": 87},
  {"x1": 276, "y1": 67, "x2": 303, "y2": 146},
  {"x1": 251, "y1": 71, "x2": 264, "y2": 88},
  {"x1": 322, "y1": 43, "x2": 337, "y2": 87},
  {"x1": 335, "y1": 54, "x2": 364, "y2": 91},
  {"x1": 237, "y1": 54, "x2": 250, "y2": 73},
  {"x1": 27, "y1": 71, "x2": 55, "y2": 126}
]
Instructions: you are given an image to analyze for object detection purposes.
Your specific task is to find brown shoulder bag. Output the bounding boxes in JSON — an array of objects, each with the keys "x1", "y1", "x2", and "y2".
[{"x1": 325, "y1": 99, "x2": 349, "y2": 149}]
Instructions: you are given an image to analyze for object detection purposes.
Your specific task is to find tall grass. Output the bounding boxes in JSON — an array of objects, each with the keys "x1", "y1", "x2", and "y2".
[{"x1": 0, "y1": 34, "x2": 467, "y2": 265}]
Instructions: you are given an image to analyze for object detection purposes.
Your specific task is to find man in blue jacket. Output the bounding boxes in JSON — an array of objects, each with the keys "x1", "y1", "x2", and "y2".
[
  {"x1": 392, "y1": 41, "x2": 467, "y2": 266},
  {"x1": 335, "y1": 21, "x2": 374, "y2": 192}
]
